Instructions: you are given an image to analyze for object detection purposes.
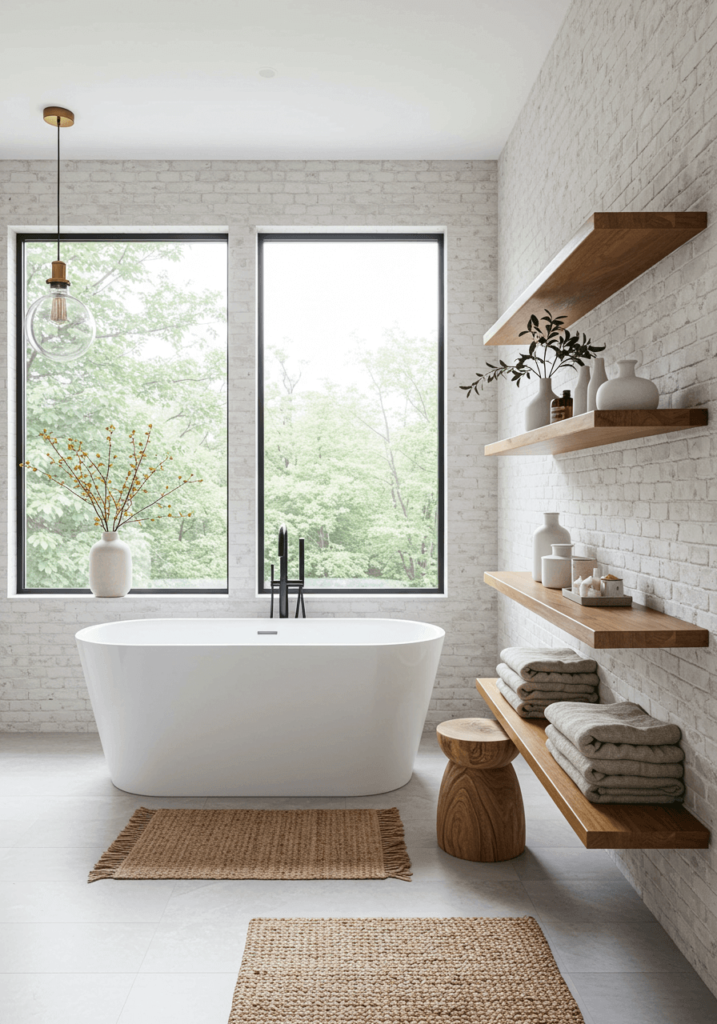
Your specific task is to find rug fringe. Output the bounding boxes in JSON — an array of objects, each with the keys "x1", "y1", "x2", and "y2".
[
  {"x1": 376, "y1": 807, "x2": 412, "y2": 881},
  {"x1": 88, "y1": 806, "x2": 156, "y2": 883}
]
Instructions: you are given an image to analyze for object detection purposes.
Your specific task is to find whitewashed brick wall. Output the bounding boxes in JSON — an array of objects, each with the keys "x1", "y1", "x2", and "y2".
[
  {"x1": 496, "y1": 0, "x2": 717, "y2": 994},
  {"x1": 0, "y1": 159, "x2": 498, "y2": 735}
]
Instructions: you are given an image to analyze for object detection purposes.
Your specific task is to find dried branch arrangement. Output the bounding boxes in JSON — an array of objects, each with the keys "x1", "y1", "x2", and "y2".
[{"x1": 21, "y1": 424, "x2": 201, "y2": 531}]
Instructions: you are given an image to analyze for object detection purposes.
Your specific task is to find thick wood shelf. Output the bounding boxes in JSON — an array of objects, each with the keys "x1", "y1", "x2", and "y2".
[
  {"x1": 476, "y1": 678, "x2": 710, "y2": 849},
  {"x1": 484, "y1": 571, "x2": 708, "y2": 649},
  {"x1": 485, "y1": 409, "x2": 708, "y2": 457},
  {"x1": 484, "y1": 212, "x2": 707, "y2": 346}
]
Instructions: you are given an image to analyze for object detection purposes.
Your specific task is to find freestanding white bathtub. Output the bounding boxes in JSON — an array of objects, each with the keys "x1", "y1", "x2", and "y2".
[{"x1": 76, "y1": 617, "x2": 445, "y2": 797}]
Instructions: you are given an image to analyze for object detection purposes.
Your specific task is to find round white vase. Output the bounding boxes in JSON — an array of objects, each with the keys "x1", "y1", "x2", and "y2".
[
  {"x1": 587, "y1": 357, "x2": 607, "y2": 412},
  {"x1": 88, "y1": 531, "x2": 132, "y2": 598},
  {"x1": 596, "y1": 359, "x2": 659, "y2": 410},
  {"x1": 573, "y1": 364, "x2": 591, "y2": 416},
  {"x1": 541, "y1": 543, "x2": 574, "y2": 589},
  {"x1": 525, "y1": 377, "x2": 558, "y2": 431},
  {"x1": 532, "y1": 513, "x2": 571, "y2": 582}
]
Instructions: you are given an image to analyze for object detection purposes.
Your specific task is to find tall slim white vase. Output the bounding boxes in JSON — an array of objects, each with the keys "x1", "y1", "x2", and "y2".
[
  {"x1": 573, "y1": 365, "x2": 591, "y2": 416},
  {"x1": 532, "y1": 513, "x2": 571, "y2": 582},
  {"x1": 587, "y1": 357, "x2": 607, "y2": 412},
  {"x1": 89, "y1": 531, "x2": 132, "y2": 598}
]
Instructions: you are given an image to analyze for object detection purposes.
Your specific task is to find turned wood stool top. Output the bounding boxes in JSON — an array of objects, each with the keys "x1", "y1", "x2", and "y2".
[{"x1": 437, "y1": 717, "x2": 519, "y2": 769}]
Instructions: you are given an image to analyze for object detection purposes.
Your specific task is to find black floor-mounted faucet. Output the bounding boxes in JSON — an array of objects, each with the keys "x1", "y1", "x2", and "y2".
[{"x1": 270, "y1": 525, "x2": 306, "y2": 618}]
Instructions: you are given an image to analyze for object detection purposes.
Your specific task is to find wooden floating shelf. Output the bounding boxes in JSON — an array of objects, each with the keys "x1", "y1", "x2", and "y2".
[
  {"x1": 476, "y1": 678, "x2": 710, "y2": 850},
  {"x1": 485, "y1": 409, "x2": 708, "y2": 457},
  {"x1": 484, "y1": 212, "x2": 707, "y2": 346},
  {"x1": 484, "y1": 571, "x2": 708, "y2": 649}
]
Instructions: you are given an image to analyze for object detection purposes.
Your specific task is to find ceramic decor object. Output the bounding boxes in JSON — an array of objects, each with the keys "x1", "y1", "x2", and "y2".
[
  {"x1": 572, "y1": 556, "x2": 598, "y2": 584},
  {"x1": 573, "y1": 364, "x2": 591, "y2": 416},
  {"x1": 541, "y1": 543, "x2": 574, "y2": 589},
  {"x1": 88, "y1": 531, "x2": 132, "y2": 598},
  {"x1": 587, "y1": 357, "x2": 607, "y2": 411},
  {"x1": 532, "y1": 513, "x2": 571, "y2": 581},
  {"x1": 601, "y1": 574, "x2": 624, "y2": 597},
  {"x1": 525, "y1": 377, "x2": 559, "y2": 431},
  {"x1": 596, "y1": 359, "x2": 659, "y2": 410}
]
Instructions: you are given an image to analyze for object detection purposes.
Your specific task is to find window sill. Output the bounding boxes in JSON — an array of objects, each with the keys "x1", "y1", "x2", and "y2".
[{"x1": 9, "y1": 592, "x2": 231, "y2": 600}]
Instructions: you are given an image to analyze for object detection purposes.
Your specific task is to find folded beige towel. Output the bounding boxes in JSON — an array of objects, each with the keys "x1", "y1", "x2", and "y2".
[
  {"x1": 500, "y1": 647, "x2": 598, "y2": 680},
  {"x1": 497, "y1": 662, "x2": 598, "y2": 699},
  {"x1": 547, "y1": 741, "x2": 684, "y2": 803},
  {"x1": 496, "y1": 678, "x2": 598, "y2": 720},
  {"x1": 546, "y1": 725, "x2": 684, "y2": 782},
  {"x1": 544, "y1": 701, "x2": 683, "y2": 760}
]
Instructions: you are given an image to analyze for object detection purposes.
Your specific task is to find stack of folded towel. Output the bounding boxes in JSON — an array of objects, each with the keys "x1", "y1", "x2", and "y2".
[
  {"x1": 545, "y1": 701, "x2": 685, "y2": 804},
  {"x1": 496, "y1": 647, "x2": 600, "y2": 719}
]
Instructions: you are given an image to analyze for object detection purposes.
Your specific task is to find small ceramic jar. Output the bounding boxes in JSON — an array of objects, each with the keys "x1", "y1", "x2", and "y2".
[
  {"x1": 541, "y1": 543, "x2": 574, "y2": 589},
  {"x1": 601, "y1": 575, "x2": 624, "y2": 597}
]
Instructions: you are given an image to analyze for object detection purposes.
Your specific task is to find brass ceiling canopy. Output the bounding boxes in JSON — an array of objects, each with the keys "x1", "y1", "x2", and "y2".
[{"x1": 43, "y1": 106, "x2": 74, "y2": 127}]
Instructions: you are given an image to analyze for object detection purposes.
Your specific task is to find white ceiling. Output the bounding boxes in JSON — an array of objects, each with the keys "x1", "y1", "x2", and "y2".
[{"x1": 1, "y1": 0, "x2": 571, "y2": 160}]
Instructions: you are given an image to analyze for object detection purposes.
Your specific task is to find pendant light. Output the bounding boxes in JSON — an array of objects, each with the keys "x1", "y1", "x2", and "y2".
[{"x1": 24, "y1": 107, "x2": 95, "y2": 363}]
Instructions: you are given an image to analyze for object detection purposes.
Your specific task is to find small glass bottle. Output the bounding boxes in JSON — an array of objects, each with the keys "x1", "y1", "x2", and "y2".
[{"x1": 550, "y1": 390, "x2": 573, "y2": 423}]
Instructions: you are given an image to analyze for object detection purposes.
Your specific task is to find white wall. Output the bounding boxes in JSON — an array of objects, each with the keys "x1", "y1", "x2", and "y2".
[
  {"x1": 497, "y1": 0, "x2": 717, "y2": 993},
  {"x1": 0, "y1": 159, "x2": 499, "y2": 734}
]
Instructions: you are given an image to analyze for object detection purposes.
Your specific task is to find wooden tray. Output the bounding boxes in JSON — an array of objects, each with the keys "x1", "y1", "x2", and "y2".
[{"x1": 562, "y1": 588, "x2": 632, "y2": 607}]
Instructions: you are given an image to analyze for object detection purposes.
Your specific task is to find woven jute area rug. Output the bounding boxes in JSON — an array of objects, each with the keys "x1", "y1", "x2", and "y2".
[
  {"x1": 228, "y1": 917, "x2": 585, "y2": 1023},
  {"x1": 89, "y1": 807, "x2": 411, "y2": 882}
]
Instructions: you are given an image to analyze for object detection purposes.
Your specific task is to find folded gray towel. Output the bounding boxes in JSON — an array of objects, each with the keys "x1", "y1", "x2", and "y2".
[
  {"x1": 546, "y1": 725, "x2": 684, "y2": 782},
  {"x1": 496, "y1": 678, "x2": 598, "y2": 720},
  {"x1": 496, "y1": 678, "x2": 551, "y2": 719},
  {"x1": 500, "y1": 647, "x2": 598, "y2": 680},
  {"x1": 544, "y1": 701, "x2": 682, "y2": 759},
  {"x1": 497, "y1": 662, "x2": 598, "y2": 698},
  {"x1": 547, "y1": 741, "x2": 684, "y2": 803}
]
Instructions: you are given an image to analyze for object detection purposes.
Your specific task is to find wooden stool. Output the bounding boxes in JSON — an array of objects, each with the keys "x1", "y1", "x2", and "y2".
[{"x1": 436, "y1": 718, "x2": 526, "y2": 862}]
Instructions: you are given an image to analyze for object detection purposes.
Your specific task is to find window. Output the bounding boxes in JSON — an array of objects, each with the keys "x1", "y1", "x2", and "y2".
[
  {"x1": 17, "y1": 234, "x2": 228, "y2": 593},
  {"x1": 258, "y1": 233, "x2": 444, "y2": 594}
]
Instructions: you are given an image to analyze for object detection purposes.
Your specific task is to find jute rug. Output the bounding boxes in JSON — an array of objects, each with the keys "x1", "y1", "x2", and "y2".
[
  {"x1": 228, "y1": 917, "x2": 585, "y2": 1023},
  {"x1": 89, "y1": 807, "x2": 411, "y2": 882}
]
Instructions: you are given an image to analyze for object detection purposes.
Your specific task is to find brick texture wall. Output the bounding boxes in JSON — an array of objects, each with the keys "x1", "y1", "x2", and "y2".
[
  {"x1": 496, "y1": 0, "x2": 717, "y2": 994},
  {"x1": 0, "y1": 159, "x2": 498, "y2": 734}
]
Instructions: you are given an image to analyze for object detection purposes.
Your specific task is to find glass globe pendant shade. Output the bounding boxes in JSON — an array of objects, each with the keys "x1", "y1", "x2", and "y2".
[{"x1": 25, "y1": 271, "x2": 96, "y2": 363}]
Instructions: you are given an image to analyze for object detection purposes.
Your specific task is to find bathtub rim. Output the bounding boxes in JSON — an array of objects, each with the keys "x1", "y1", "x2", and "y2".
[{"x1": 75, "y1": 616, "x2": 446, "y2": 648}]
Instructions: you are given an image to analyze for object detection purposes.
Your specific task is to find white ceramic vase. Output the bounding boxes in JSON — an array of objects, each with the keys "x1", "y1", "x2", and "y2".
[
  {"x1": 89, "y1": 531, "x2": 132, "y2": 598},
  {"x1": 596, "y1": 358, "x2": 659, "y2": 410},
  {"x1": 532, "y1": 512, "x2": 571, "y2": 582},
  {"x1": 525, "y1": 377, "x2": 558, "y2": 431},
  {"x1": 587, "y1": 357, "x2": 607, "y2": 411},
  {"x1": 542, "y1": 543, "x2": 574, "y2": 589},
  {"x1": 573, "y1": 365, "x2": 591, "y2": 416}
]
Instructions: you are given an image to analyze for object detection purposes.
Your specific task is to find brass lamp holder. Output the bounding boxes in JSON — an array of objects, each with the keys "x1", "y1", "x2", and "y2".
[{"x1": 46, "y1": 260, "x2": 70, "y2": 286}]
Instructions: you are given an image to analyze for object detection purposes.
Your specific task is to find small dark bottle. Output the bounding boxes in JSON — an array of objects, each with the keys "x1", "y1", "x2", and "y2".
[{"x1": 550, "y1": 390, "x2": 573, "y2": 423}]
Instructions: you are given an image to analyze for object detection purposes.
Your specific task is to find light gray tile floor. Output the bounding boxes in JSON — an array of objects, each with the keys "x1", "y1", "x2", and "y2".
[{"x1": 0, "y1": 733, "x2": 715, "y2": 1024}]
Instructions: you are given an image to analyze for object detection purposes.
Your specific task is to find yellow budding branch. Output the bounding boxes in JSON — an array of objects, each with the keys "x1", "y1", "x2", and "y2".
[{"x1": 20, "y1": 424, "x2": 202, "y2": 532}]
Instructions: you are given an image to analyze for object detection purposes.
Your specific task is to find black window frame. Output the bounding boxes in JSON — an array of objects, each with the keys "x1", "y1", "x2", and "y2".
[
  {"x1": 257, "y1": 232, "x2": 445, "y2": 597},
  {"x1": 15, "y1": 231, "x2": 230, "y2": 596}
]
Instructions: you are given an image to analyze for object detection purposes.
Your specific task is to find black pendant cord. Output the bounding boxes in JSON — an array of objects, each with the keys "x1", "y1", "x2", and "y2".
[{"x1": 56, "y1": 116, "x2": 61, "y2": 261}]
